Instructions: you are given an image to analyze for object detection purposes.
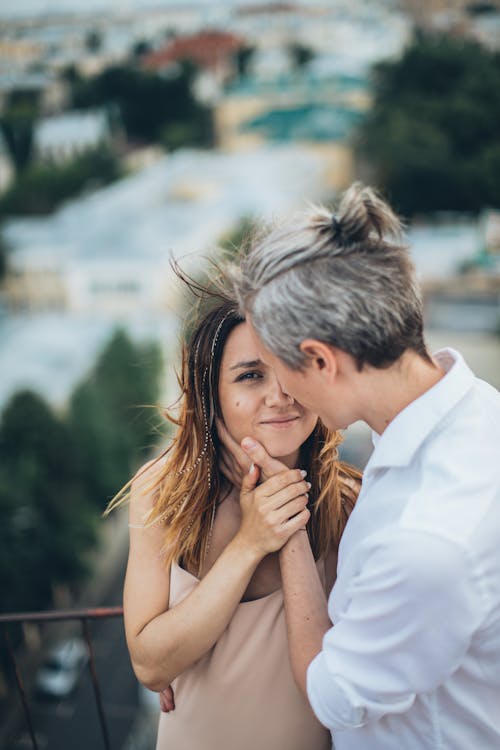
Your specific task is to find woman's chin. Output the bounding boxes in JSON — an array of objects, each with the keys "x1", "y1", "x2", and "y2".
[{"x1": 258, "y1": 436, "x2": 301, "y2": 464}]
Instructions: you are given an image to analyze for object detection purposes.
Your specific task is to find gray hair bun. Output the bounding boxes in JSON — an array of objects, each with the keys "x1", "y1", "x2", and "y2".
[{"x1": 335, "y1": 182, "x2": 403, "y2": 245}]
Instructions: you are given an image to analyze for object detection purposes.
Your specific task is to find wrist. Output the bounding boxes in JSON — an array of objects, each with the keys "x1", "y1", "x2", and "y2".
[
  {"x1": 228, "y1": 532, "x2": 264, "y2": 569},
  {"x1": 279, "y1": 528, "x2": 309, "y2": 558}
]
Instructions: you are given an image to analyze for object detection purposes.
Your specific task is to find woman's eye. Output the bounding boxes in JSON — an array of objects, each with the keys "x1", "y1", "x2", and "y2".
[{"x1": 237, "y1": 371, "x2": 262, "y2": 382}]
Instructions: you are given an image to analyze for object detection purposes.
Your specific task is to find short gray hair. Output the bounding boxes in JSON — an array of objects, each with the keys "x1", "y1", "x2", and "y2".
[{"x1": 230, "y1": 183, "x2": 429, "y2": 370}]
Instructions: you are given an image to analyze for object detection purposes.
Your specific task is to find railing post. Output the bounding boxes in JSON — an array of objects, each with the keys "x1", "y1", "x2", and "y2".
[
  {"x1": 0, "y1": 607, "x2": 123, "y2": 748},
  {"x1": 2, "y1": 625, "x2": 39, "y2": 750},
  {"x1": 81, "y1": 617, "x2": 111, "y2": 750}
]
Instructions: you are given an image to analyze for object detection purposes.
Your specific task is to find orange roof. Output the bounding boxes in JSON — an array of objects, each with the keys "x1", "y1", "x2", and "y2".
[{"x1": 143, "y1": 31, "x2": 246, "y2": 72}]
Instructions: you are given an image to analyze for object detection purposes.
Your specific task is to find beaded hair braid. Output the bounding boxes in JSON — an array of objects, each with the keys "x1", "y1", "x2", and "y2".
[{"x1": 177, "y1": 311, "x2": 233, "y2": 555}]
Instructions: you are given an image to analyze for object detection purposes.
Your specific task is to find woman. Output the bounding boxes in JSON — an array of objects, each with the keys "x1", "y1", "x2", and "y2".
[{"x1": 110, "y1": 294, "x2": 360, "y2": 750}]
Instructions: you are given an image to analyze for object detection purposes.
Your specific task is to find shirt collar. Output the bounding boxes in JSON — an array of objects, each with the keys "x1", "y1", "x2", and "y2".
[{"x1": 364, "y1": 348, "x2": 475, "y2": 473}]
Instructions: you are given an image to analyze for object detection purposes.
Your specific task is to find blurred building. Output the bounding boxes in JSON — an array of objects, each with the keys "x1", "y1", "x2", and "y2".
[
  {"x1": 214, "y1": 0, "x2": 409, "y2": 191},
  {"x1": 34, "y1": 109, "x2": 111, "y2": 164},
  {"x1": 401, "y1": 0, "x2": 468, "y2": 29},
  {"x1": 142, "y1": 30, "x2": 246, "y2": 103},
  {"x1": 218, "y1": 110, "x2": 364, "y2": 190},
  {"x1": 5, "y1": 245, "x2": 67, "y2": 311},
  {"x1": 0, "y1": 71, "x2": 67, "y2": 116},
  {"x1": 1, "y1": 144, "x2": 326, "y2": 314},
  {"x1": 0, "y1": 38, "x2": 43, "y2": 69},
  {"x1": 215, "y1": 63, "x2": 370, "y2": 189},
  {"x1": 410, "y1": 216, "x2": 500, "y2": 333}
]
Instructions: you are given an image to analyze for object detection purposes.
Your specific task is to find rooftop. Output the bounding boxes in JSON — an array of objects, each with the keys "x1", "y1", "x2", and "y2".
[{"x1": 142, "y1": 30, "x2": 246, "y2": 72}]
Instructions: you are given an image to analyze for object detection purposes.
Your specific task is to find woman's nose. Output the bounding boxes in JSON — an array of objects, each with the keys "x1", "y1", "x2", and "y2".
[{"x1": 264, "y1": 378, "x2": 294, "y2": 407}]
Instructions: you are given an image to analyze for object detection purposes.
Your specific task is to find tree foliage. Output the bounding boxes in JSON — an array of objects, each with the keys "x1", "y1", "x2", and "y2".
[
  {"x1": 0, "y1": 91, "x2": 39, "y2": 173},
  {"x1": 69, "y1": 329, "x2": 163, "y2": 510},
  {"x1": 85, "y1": 28, "x2": 103, "y2": 53},
  {"x1": 0, "y1": 228, "x2": 8, "y2": 279},
  {"x1": 0, "y1": 147, "x2": 121, "y2": 218},
  {"x1": 132, "y1": 39, "x2": 153, "y2": 59},
  {"x1": 288, "y1": 42, "x2": 315, "y2": 70},
  {"x1": 218, "y1": 216, "x2": 256, "y2": 261},
  {"x1": 0, "y1": 392, "x2": 97, "y2": 614},
  {"x1": 70, "y1": 63, "x2": 213, "y2": 148},
  {"x1": 234, "y1": 45, "x2": 256, "y2": 78},
  {"x1": 0, "y1": 329, "x2": 162, "y2": 619},
  {"x1": 356, "y1": 33, "x2": 500, "y2": 215}
]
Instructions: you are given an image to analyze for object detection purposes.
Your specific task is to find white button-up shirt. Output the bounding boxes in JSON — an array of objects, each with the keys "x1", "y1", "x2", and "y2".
[{"x1": 307, "y1": 348, "x2": 500, "y2": 749}]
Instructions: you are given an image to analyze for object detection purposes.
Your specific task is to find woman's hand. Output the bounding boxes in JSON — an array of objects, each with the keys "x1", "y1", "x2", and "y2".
[
  {"x1": 235, "y1": 462, "x2": 311, "y2": 559},
  {"x1": 160, "y1": 685, "x2": 175, "y2": 712},
  {"x1": 217, "y1": 419, "x2": 287, "y2": 488}
]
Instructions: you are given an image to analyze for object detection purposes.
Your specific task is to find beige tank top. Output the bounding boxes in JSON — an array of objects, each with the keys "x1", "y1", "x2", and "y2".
[{"x1": 156, "y1": 560, "x2": 330, "y2": 750}]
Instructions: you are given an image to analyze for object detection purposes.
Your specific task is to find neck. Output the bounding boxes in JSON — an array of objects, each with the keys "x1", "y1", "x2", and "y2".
[{"x1": 360, "y1": 351, "x2": 446, "y2": 435}]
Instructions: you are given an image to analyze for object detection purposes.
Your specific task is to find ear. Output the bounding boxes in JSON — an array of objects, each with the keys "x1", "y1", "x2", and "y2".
[{"x1": 299, "y1": 339, "x2": 338, "y2": 381}]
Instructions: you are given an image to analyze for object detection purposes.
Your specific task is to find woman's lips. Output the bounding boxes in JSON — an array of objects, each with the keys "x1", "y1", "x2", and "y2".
[{"x1": 260, "y1": 416, "x2": 300, "y2": 429}]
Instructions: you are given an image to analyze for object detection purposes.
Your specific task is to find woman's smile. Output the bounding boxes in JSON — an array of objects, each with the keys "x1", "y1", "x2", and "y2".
[{"x1": 259, "y1": 415, "x2": 300, "y2": 428}]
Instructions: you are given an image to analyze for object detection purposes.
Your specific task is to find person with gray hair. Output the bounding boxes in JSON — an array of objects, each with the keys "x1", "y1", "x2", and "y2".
[{"x1": 228, "y1": 183, "x2": 500, "y2": 749}]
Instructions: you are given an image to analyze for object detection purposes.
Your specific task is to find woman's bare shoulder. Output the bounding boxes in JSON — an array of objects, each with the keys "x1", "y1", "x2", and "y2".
[{"x1": 129, "y1": 454, "x2": 166, "y2": 522}]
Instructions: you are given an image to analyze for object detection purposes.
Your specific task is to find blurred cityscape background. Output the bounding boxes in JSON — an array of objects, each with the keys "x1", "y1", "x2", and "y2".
[{"x1": 0, "y1": 0, "x2": 499, "y2": 748}]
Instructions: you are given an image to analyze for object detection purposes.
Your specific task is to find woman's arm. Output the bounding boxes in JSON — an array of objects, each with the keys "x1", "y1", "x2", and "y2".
[
  {"x1": 238, "y1": 438, "x2": 333, "y2": 699},
  {"x1": 279, "y1": 531, "x2": 332, "y2": 698},
  {"x1": 124, "y1": 462, "x2": 310, "y2": 692}
]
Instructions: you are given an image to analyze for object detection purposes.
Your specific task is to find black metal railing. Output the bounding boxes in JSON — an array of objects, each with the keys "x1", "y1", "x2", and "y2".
[{"x1": 0, "y1": 606, "x2": 124, "y2": 750}]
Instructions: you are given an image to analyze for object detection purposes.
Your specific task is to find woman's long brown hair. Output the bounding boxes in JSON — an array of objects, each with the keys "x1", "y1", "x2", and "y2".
[{"x1": 107, "y1": 292, "x2": 361, "y2": 576}]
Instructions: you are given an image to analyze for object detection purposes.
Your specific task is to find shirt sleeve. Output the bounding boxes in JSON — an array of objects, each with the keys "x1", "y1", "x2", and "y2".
[{"x1": 306, "y1": 529, "x2": 484, "y2": 731}]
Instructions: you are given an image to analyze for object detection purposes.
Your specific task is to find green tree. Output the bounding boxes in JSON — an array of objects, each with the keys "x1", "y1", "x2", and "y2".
[
  {"x1": 0, "y1": 391, "x2": 97, "y2": 614},
  {"x1": 93, "y1": 329, "x2": 163, "y2": 454},
  {"x1": 0, "y1": 146, "x2": 121, "y2": 218},
  {"x1": 85, "y1": 28, "x2": 103, "y2": 53},
  {"x1": 70, "y1": 63, "x2": 213, "y2": 147},
  {"x1": 234, "y1": 45, "x2": 255, "y2": 78},
  {"x1": 69, "y1": 329, "x2": 163, "y2": 509},
  {"x1": 0, "y1": 91, "x2": 39, "y2": 173},
  {"x1": 288, "y1": 42, "x2": 315, "y2": 70},
  {"x1": 69, "y1": 380, "x2": 130, "y2": 510},
  {"x1": 61, "y1": 64, "x2": 82, "y2": 85},
  {"x1": 132, "y1": 39, "x2": 152, "y2": 59},
  {"x1": 219, "y1": 216, "x2": 256, "y2": 261},
  {"x1": 0, "y1": 228, "x2": 8, "y2": 280},
  {"x1": 357, "y1": 33, "x2": 500, "y2": 215}
]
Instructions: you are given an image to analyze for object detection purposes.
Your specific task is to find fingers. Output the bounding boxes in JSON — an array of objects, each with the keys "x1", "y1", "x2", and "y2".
[
  {"x1": 282, "y1": 507, "x2": 311, "y2": 535},
  {"x1": 270, "y1": 479, "x2": 310, "y2": 510},
  {"x1": 259, "y1": 468, "x2": 308, "y2": 499},
  {"x1": 272, "y1": 494, "x2": 309, "y2": 525},
  {"x1": 240, "y1": 462, "x2": 260, "y2": 495},
  {"x1": 241, "y1": 437, "x2": 289, "y2": 479},
  {"x1": 237, "y1": 465, "x2": 310, "y2": 556},
  {"x1": 160, "y1": 685, "x2": 175, "y2": 712}
]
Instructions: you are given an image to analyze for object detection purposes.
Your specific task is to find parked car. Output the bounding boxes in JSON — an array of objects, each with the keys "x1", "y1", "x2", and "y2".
[{"x1": 35, "y1": 637, "x2": 88, "y2": 698}]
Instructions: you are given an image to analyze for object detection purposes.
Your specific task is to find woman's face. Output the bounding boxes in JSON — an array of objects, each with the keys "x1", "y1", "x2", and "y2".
[{"x1": 218, "y1": 321, "x2": 318, "y2": 466}]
